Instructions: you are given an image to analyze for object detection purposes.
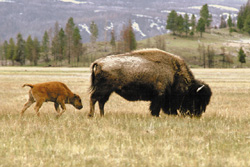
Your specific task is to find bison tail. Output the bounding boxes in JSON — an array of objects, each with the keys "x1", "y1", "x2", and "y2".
[
  {"x1": 22, "y1": 84, "x2": 34, "y2": 88},
  {"x1": 89, "y1": 63, "x2": 98, "y2": 93}
]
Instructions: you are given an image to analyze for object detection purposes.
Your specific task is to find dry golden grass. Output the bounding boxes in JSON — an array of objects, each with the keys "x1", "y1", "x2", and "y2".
[{"x1": 0, "y1": 67, "x2": 249, "y2": 167}]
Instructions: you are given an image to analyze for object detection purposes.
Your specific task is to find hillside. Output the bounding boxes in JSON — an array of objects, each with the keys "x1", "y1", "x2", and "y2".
[
  {"x1": 0, "y1": 0, "x2": 247, "y2": 43},
  {"x1": 78, "y1": 28, "x2": 250, "y2": 68},
  {"x1": 140, "y1": 28, "x2": 250, "y2": 68}
]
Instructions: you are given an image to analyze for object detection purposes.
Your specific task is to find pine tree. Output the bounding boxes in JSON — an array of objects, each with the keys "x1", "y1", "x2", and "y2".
[
  {"x1": 7, "y1": 38, "x2": 15, "y2": 65},
  {"x1": 58, "y1": 28, "x2": 66, "y2": 62},
  {"x1": 227, "y1": 15, "x2": 233, "y2": 34},
  {"x1": 219, "y1": 15, "x2": 227, "y2": 28},
  {"x1": 237, "y1": 6, "x2": 245, "y2": 30},
  {"x1": 190, "y1": 14, "x2": 196, "y2": 36},
  {"x1": 121, "y1": 20, "x2": 137, "y2": 52},
  {"x1": 65, "y1": 17, "x2": 75, "y2": 64},
  {"x1": 0, "y1": 44, "x2": 2, "y2": 65},
  {"x1": 237, "y1": 4, "x2": 250, "y2": 31},
  {"x1": 227, "y1": 15, "x2": 233, "y2": 28},
  {"x1": 176, "y1": 15, "x2": 184, "y2": 36},
  {"x1": 238, "y1": 47, "x2": 246, "y2": 67},
  {"x1": 15, "y1": 33, "x2": 25, "y2": 65},
  {"x1": 183, "y1": 13, "x2": 190, "y2": 37},
  {"x1": 32, "y1": 37, "x2": 40, "y2": 66},
  {"x1": 51, "y1": 22, "x2": 60, "y2": 64},
  {"x1": 25, "y1": 35, "x2": 33, "y2": 64},
  {"x1": 90, "y1": 21, "x2": 99, "y2": 44},
  {"x1": 129, "y1": 21, "x2": 137, "y2": 51},
  {"x1": 200, "y1": 4, "x2": 212, "y2": 28},
  {"x1": 110, "y1": 29, "x2": 116, "y2": 52},
  {"x1": 3, "y1": 41, "x2": 8, "y2": 65},
  {"x1": 73, "y1": 27, "x2": 82, "y2": 65},
  {"x1": 166, "y1": 10, "x2": 178, "y2": 35},
  {"x1": 196, "y1": 18, "x2": 206, "y2": 37},
  {"x1": 244, "y1": 14, "x2": 250, "y2": 34},
  {"x1": 42, "y1": 31, "x2": 50, "y2": 63}
]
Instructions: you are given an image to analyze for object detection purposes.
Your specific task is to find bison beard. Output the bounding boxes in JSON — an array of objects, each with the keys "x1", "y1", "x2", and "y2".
[{"x1": 89, "y1": 49, "x2": 212, "y2": 117}]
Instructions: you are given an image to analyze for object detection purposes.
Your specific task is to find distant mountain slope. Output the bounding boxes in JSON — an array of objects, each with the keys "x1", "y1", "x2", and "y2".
[{"x1": 0, "y1": 0, "x2": 247, "y2": 43}]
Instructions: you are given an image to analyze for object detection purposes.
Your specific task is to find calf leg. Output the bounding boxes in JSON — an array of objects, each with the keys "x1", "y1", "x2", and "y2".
[
  {"x1": 34, "y1": 100, "x2": 44, "y2": 117},
  {"x1": 54, "y1": 102, "x2": 60, "y2": 114},
  {"x1": 21, "y1": 91, "x2": 35, "y2": 116},
  {"x1": 56, "y1": 99, "x2": 66, "y2": 118}
]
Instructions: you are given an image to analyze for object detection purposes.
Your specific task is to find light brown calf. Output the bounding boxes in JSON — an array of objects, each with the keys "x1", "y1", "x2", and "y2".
[{"x1": 21, "y1": 81, "x2": 83, "y2": 117}]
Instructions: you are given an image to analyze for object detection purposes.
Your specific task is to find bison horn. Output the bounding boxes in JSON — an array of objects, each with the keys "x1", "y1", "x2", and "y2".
[{"x1": 197, "y1": 85, "x2": 205, "y2": 93}]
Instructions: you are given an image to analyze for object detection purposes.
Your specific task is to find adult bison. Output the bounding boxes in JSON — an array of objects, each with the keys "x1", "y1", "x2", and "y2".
[{"x1": 89, "y1": 49, "x2": 212, "y2": 117}]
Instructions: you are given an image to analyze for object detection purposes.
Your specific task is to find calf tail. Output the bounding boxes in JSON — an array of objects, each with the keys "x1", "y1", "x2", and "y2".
[
  {"x1": 22, "y1": 84, "x2": 34, "y2": 88},
  {"x1": 89, "y1": 63, "x2": 98, "y2": 93}
]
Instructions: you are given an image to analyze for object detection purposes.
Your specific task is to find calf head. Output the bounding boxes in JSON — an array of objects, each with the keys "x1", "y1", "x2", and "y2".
[
  {"x1": 181, "y1": 80, "x2": 212, "y2": 117},
  {"x1": 70, "y1": 94, "x2": 83, "y2": 110}
]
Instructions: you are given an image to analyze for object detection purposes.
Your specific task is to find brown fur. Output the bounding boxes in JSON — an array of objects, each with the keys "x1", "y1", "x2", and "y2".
[
  {"x1": 89, "y1": 48, "x2": 212, "y2": 117},
  {"x1": 21, "y1": 81, "x2": 82, "y2": 117}
]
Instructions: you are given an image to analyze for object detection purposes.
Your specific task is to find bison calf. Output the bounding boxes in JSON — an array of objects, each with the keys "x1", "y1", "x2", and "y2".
[{"x1": 21, "y1": 81, "x2": 83, "y2": 117}]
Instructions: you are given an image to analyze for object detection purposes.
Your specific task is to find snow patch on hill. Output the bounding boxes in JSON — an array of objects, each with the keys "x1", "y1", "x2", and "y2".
[
  {"x1": 59, "y1": 0, "x2": 93, "y2": 5},
  {"x1": 188, "y1": 5, "x2": 239, "y2": 12},
  {"x1": 209, "y1": 5, "x2": 239, "y2": 12},
  {"x1": 104, "y1": 22, "x2": 114, "y2": 31},
  {"x1": 132, "y1": 21, "x2": 146, "y2": 37},
  {"x1": 79, "y1": 24, "x2": 90, "y2": 34},
  {"x1": 0, "y1": 0, "x2": 14, "y2": 2},
  {"x1": 133, "y1": 14, "x2": 153, "y2": 19}
]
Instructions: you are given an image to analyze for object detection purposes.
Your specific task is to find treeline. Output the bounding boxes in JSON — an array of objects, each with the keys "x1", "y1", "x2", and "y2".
[
  {"x1": 0, "y1": 17, "x2": 83, "y2": 66},
  {"x1": 166, "y1": 4, "x2": 212, "y2": 37},
  {"x1": 237, "y1": 0, "x2": 250, "y2": 34},
  {"x1": 219, "y1": 0, "x2": 250, "y2": 34},
  {"x1": 219, "y1": 14, "x2": 235, "y2": 33},
  {"x1": 0, "y1": 18, "x2": 137, "y2": 66},
  {"x1": 197, "y1": 44, "x2": 247, "y2": 68}
]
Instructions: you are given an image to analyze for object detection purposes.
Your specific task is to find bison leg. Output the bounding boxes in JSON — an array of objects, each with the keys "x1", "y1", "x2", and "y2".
[
  {"x1": 21, "y1": 91, "x2": 35, "y2": 116},
  {"x1": 98, "y1": 95, "x2": 110, "y2": 116},
  {"x1": 162, "y1": 105, "x2": 178, "y2": 115},
  {"x1": 150, "y1": 96, "x2": 163, "y2": 117},
  {"x1": 89, "y1": 91, "x2": 111, "y2": 117},
  {"x1": 89, "y1": 97, "x2": 97, "y2": 117}
]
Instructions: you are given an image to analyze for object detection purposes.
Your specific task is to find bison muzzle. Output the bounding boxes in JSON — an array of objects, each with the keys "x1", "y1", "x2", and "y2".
[
  {"x1": 21, "y1": 81, "x2": 83, "y2": 117},
  {"x1": 89, "y1": 49, "x2": 212, "y2": 117}
]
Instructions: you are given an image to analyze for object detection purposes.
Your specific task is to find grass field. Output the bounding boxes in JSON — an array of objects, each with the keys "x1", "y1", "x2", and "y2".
[{"x1": 0, "y1": 67, "x2": 249, "y2": 167}]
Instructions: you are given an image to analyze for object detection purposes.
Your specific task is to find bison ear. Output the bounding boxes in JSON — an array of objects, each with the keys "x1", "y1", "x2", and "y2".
[{"x1": 196, "y1": 85, "x2": 205, "y2": 93}]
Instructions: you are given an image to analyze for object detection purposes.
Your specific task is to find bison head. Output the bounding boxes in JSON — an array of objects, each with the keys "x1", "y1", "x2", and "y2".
[
  {"x1": 71, "y1": 94, "x2": 83, "y2": 110},
  {"x1": 180, "y1": 80, "x2": 212, "y2": 117}
]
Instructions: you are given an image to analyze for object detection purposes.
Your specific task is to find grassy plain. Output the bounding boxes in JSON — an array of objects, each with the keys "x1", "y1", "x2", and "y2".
[{"x1": 0, "y1": 67, "x2": 249, "y2": 167}]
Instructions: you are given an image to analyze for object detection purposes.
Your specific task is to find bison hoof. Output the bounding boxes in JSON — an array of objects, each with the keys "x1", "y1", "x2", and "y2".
[
  {"x1": 88, "y1": 113, "x2": 94, "y2": 117},
  {"x1": 56, "y1": 114, "x2": 61, "y2": 119}
]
